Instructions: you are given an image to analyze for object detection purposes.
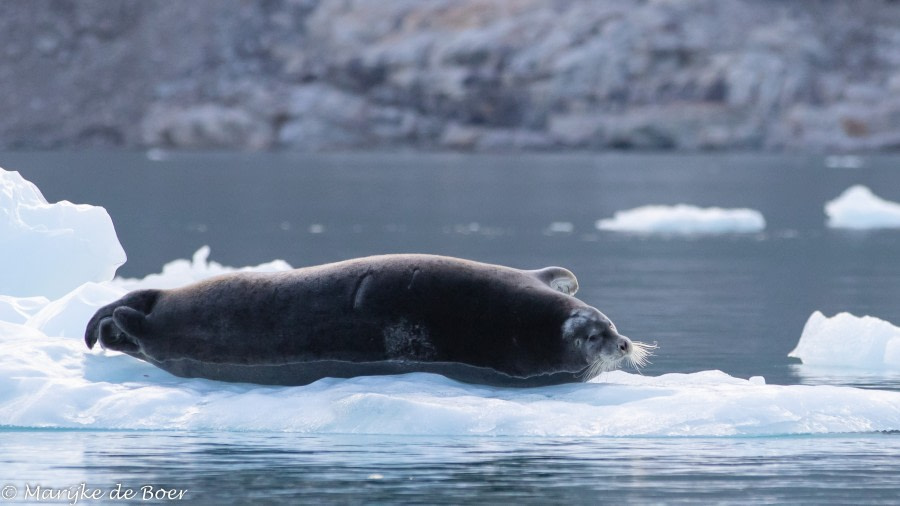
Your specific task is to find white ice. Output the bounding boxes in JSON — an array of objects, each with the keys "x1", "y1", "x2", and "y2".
[
  {"x1": 825, "y1": 185, "x2": 900, "y2": 229},
  {"x1": 112, "y1": 245, "x2": 291, "y2": 291},
  {"x1": 1, "y1": 168, "x2": 899, "y2": 436},
  {"x1": 824, "y1": 155, "x2": 864, "y2": 170},
  {"x1": 1, "y1": 168, "x2": 126, "y2": 299},
  {"x1": 544, "y1": 221, "x2": 574, "y2": 235},
  {"x1": 596, "y1": 204, "x2": 765, "y2": 234},
  {"x1": 789, "y1": 311, "x2": 900, "y2": 370}
]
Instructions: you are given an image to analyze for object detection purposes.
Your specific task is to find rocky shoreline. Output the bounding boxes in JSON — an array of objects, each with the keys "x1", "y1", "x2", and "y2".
[{"x1": 3, "y1": 0, "x2": 900, "y2": 151}]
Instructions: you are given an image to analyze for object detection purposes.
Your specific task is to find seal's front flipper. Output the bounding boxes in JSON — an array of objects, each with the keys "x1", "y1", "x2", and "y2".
[{"x1": 530, "y1": 266, "x2": 579, "y2": 295}]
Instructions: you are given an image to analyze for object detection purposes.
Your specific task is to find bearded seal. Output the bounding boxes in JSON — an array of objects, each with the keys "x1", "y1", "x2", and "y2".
[{"x1": 85, "y1": 254, "x2": 653, "y2": 387}]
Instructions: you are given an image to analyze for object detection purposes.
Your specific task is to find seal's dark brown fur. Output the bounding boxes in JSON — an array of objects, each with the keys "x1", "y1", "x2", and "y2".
[{"x1": 85, "y1": 254, "x2": 630, "y2": 386}]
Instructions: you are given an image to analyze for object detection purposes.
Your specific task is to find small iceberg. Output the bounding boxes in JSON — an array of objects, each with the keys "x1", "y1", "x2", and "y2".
[
  {"x1": 789, "y1": 311, "x2": 900, "y2": 370},
  {"x1": 0, "y1": 167, "x2": 126, "y2": 298},
  {"x1": 596, "y1": 204, "x2": 765, "y2": 235},
  {"x1": 825, "y1": 185, "x2": 900, "y2": 229}
]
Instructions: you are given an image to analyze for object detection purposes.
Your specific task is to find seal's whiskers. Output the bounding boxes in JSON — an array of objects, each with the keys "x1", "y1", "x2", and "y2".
[
  {"x1": 583, "y1": 341, "x2": 658, "y2": 381},
  {"x1": 627, "y1": 341, "x2": 658, "y2": 370},
  {"x1": 582, "y1": 355, "x2": 623, "y2": 381}
]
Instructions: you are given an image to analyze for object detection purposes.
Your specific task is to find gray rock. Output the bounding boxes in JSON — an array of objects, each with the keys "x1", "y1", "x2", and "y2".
[
  {"x1": 774, "y1": 98, "x2": 900, "y2": 151},
  {"x1": 476, "y1": 128, "x2": 553, "y2": 151},
  {"x1": 3, "y1": 0, "x2": 900, "y2": 151},
  {"x1": 439, "y1": 123, "x2": 480, "y2": 150},
  {"x1": 279, "y1": 117, "x2": 365, "y2": 150},
  {"x1": 142, "y1": 104, "x2": 274, "y2": 150},
  {"x1": 277, "y1": 83, "x2": 429, "y2": 149},
  {"x1": 548, "y1": 113, "x2": 605, "y2": 148}
]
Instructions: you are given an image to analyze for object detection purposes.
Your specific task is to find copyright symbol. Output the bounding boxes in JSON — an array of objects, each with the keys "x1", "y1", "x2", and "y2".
[{"x1": 1, "y1": 485, "x2": 16, "y2": 499}]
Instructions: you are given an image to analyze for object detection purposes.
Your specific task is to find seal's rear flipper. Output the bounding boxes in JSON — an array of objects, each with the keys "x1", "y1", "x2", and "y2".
[
  {"x1": 84, "y1": 289, "x2": 159, "y2": 350},
  {"x1": 530, "y1": 266, "x2": 579, "y2": 295},
  {"x1": 112, "y1": 306, "x2": 149, "y2": 339},
  {"x1": 84, "y1": 314, "x2": 143, "y2": 354},
  {"x1": 100, "y1": 317, "x2": 135, "y2": 351}
]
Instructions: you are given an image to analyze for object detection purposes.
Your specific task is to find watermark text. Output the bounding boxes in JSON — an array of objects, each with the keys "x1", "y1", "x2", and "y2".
[{"x1": 1, "y1": 483, "x2": 187, "y2": 504}]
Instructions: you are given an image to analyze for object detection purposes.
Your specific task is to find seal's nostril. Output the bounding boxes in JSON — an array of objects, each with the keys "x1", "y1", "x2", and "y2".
[{"x1": 618, "y1": 340, "x2": 630, "y2": 353}]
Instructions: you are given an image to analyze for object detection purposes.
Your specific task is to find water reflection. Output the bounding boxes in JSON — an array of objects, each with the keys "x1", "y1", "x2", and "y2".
[
  {"x1": 2, "y1": 431, "x2": 900, "y2": 504},
  {"x1": 791, "y1": 364, "x2": 900, "y2": 391}
]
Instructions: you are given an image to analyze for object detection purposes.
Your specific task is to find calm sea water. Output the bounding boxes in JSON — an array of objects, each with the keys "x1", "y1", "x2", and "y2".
[
  {"x1": 1, "y1": 431, "x2": 900, "y2": 505},
  {"x1": 3, "y1": 151, "x2": 900, "y2": 503}
]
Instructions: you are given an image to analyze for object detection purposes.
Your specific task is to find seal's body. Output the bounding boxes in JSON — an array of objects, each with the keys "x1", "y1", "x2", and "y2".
[{"x1": 85, "y1": 255, "x2": 643, "y2": 386}]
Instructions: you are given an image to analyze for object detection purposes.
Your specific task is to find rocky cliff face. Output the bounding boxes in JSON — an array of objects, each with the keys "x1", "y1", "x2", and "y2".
[{"x1": 3, "y1": 0, "x2": 900, "y2": 151}]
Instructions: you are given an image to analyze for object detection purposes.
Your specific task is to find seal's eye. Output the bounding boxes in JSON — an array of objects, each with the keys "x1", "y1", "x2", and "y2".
[{"x1": 587, "y1": 334, "x2": 599, "y2": 342}]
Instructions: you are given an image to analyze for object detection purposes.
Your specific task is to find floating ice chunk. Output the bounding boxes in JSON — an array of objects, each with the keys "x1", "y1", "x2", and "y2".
[
  {"x1": 543, "y1": 221, "x2": 575, "y2": 235},
  {"x1": 0, "y1": 167, "x2": 126, "y2": 298},
  {"x1": 111, "y1": 246, "x2": 292, "y2": 291},
  {"x1": 456, "y1": 222, "x2": 481, "y2": 234},
  {"x1": 824, "y1": 155, "x2": 864, "y2": 169},
  {"x1": 446, "y1": 222, "x2": 508, "y2": 237},
  {"x1": 789, "y1": 311, "x2": 900, "y2": 370},
  {"x1": 825, "y1": 185, "x2": 900, "y2": 229},
  {"x1": 596, "y1": 204, "x2": 765, "y2": 234},
  {"x1": 145, "y1": 148, "x2": 169, "y2": 162}
]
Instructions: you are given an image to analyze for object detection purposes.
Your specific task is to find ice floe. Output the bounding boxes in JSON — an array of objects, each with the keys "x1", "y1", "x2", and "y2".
[
  {"x1": 825, "y1": 185, "x2": 900, "y2": 229},
  {"x1": 1, "y1": 167, "x2": 899, "y2": 436},
  {"x1": 790, "y1": 311, "x2": 900, "y2": 370},
  {"x1": 596, "y1": 204, "x2": 765, "y2": 235}
]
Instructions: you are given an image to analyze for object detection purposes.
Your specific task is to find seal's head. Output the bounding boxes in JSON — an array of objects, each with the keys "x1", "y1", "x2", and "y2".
[{"x1": 562, "y1": 307, "x2": 655, "y2": 380}]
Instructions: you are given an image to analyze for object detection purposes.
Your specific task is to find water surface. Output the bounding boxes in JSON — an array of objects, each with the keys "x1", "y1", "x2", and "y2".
[
  {"x1": 2, "y1": 431, "x2": 900, "y2": 505},
  {"x1": 3, "y1": 151, "x2": 900, "y2": 503}
]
